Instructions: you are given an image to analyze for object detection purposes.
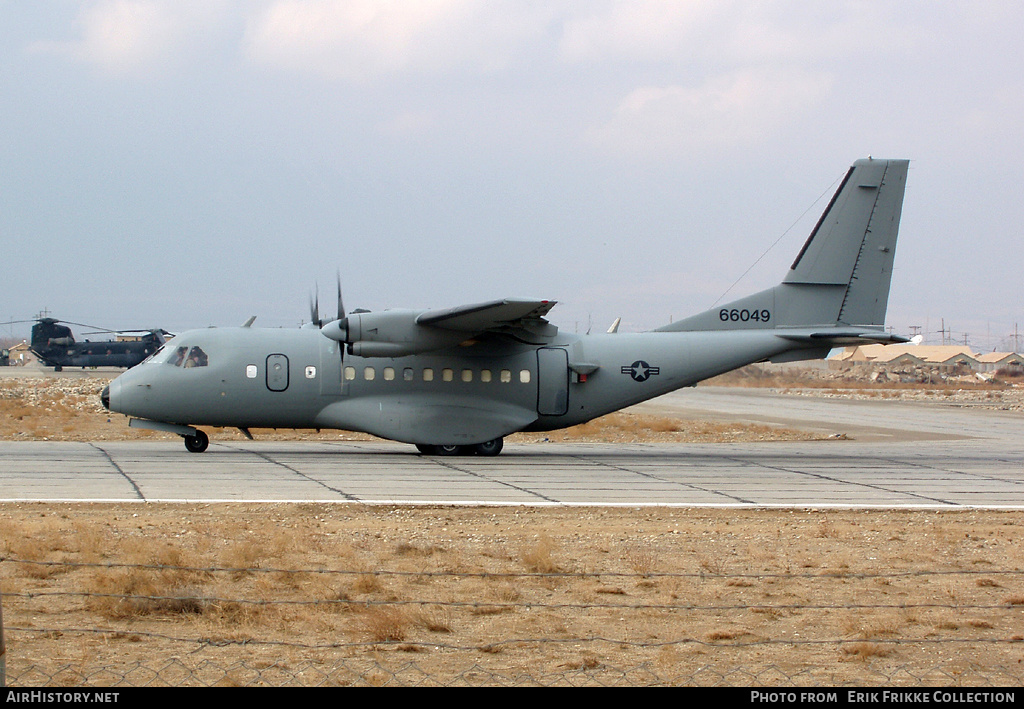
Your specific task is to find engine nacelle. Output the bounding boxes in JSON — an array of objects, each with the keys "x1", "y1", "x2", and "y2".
[{"x1": 321, "y1": 310, "x2": 464, "y2": 357}]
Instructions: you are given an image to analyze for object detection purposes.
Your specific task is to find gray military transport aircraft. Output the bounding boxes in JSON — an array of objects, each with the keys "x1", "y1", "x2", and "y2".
[{"x1": 102, "y1": 157, "x2": 910, "y2": 455}]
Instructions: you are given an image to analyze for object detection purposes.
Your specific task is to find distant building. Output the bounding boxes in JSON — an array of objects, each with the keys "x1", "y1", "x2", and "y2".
[
  {"x1": 833, "y1": 344, "x2": 1023, "y2": 374},
  {"x1": 7, "y1": 341, "x2": 33, "y2": 365},
  {"x1": 975, "y1": 351, "x2": 1024, "y2": 373}
]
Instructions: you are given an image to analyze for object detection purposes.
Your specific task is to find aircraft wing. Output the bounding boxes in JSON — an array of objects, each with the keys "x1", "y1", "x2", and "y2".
[{"x1": 416, "y1": 298, "x2": 558, "y2": 338}]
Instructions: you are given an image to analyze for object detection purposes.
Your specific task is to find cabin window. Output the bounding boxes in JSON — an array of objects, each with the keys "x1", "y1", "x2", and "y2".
[
  {"x1": 461, "y1": 369, "x2": 473, "y2": 382},
  {"x1": 442, "y1": 368, "x2": 454, "y2": 382},
  {"x1": 403, "y1": 367, "x2": 414, "y2": 382},
  {"x1": 246, "y1": 364, "x2": 258, "y2": 379},
  {"x1": 500, "y1": 369, "x2": 512, "y2": 383},
  {"x1": 364, "y1": 366, "x2": 376, "y2": 381},
  {"x1": 344, "y1": 366, "x2": 356, "y2": 381},
  {"x1": 383, "y1": 367, "x2": 395, "y2": 381},
  {"x1": 305, "y1": 366, "x2": 316, "y2": 379},
  {"x1": 481, "y1": 369, "x2": 492, "y2": 383},
  {"x1": 519, "y1": 369, "x2": 531, "y2": 383},
  {"x1": 423, "y1": 368, "x2": 434, "y2": 382}
]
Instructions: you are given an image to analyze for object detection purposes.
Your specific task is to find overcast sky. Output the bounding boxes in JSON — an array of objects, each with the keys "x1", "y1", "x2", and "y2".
[{"x1": 2, "y1": 1, "x2": 1022, "y2": 351}]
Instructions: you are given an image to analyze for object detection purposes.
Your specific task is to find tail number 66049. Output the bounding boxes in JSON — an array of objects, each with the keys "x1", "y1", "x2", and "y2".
[{"x1": 719, "y1": 308, "x2": 771, "y2": 323}]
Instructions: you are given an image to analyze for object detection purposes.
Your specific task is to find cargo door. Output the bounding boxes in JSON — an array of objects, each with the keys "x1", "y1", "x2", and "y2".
[
  {"x1": 536, "y1": 347, "x2": 569, "y2": 416},
  {"x1": 319, "y1": 338, "x2": 344, "y2": 396}
]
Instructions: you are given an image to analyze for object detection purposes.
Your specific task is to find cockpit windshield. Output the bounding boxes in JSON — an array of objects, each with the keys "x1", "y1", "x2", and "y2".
[
  {"x1": 141, "y1": 344, "x2": 168, "y2": 365},
  {"x1": 143, "y1": 343, "x2": 210, "y2": 368},
  {"x1": 183, "y1": 346, "x2": 208, "y2": 368}
]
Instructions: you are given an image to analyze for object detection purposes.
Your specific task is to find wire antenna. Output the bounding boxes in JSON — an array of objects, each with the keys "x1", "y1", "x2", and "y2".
[{"x1": 712, "y1": 173, "x2": 843, "y2": 307}]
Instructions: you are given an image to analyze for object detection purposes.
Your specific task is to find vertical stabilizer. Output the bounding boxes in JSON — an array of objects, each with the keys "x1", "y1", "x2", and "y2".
[
  {"x1": 657, "y1": 157, "x2": 909, "y2": 333},
  {"x1": 784, "y1": 158, "x2": 909, "y2": 326}
]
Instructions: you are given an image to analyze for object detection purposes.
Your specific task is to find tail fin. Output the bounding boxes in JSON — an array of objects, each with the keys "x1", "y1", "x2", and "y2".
[{"x1": 657, "y1": 157, "x2": 909, "y2": 333}]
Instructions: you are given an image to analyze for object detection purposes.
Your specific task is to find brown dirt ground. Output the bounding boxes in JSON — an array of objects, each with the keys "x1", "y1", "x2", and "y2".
[{"x1": 1, "y1": 369, "x2": 1023, "y2": 686}]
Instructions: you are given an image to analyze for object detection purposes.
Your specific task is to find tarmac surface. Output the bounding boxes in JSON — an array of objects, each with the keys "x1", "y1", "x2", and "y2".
[{"x1": 1, "y1": 385, "x2": 1021, "y2": 507}]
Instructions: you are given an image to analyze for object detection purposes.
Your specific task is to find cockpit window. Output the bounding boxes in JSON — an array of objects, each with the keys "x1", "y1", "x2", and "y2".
[
  {"x1": 183, "y1": 346, "x2": 209, "y2": 368},
  {"x1": 171, "y1": 346, "x2": 189, "y2": 366},
  {"x1": 150, "y1": 344, "x2": 211, "y2": 368},
  {"x1": 142, "y1": 344, "x2": 169, "y2": 365}
]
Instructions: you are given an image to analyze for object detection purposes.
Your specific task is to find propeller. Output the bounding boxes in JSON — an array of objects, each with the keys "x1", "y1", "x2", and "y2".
[
  {"x1": 309, "y1": 289, "x2": 321, "y2": 328},
  {"x1": 309, "y1": 272, "x2": 347, "y2": 328},
  {"x1": 336, "y1": 270, "x2": 345, "y2": 322}
]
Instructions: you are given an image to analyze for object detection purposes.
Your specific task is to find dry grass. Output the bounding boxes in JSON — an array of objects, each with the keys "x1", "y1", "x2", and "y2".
[
  {"x1": 2, "y1": 504, "x2": 1024, "y2": 685},
  {"x1": 0, "y1": 377, "x2": 815, "y2": 444}
]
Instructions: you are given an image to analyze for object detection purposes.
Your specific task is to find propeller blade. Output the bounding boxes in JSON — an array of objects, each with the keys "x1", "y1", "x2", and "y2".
[
  {"x1": 336, "y1": 270, "x2": 345, "y2": 321},
  {"x1": 310, "y1": 287, "x2": 321, "y2": 327}
]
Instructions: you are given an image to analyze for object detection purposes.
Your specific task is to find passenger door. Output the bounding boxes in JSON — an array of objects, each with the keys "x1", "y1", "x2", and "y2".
[{"x1": 266, "y1": 354, "x2": 289, "y2": 392}]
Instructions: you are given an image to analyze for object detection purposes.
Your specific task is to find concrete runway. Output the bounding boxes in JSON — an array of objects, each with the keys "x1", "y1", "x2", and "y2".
[{"x1": 1, "y1": 388, "x2": 1021, "y2": 507}]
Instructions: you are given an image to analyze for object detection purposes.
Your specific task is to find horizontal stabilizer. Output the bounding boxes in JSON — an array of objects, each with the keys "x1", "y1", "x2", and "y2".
[{"x1": 775, "y1": 330, "x2": 911, "y2": 347}]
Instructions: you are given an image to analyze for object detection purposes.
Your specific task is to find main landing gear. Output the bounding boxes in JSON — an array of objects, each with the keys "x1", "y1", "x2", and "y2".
[
  {"x1": 416, "y1": 438, "x2": 504, "y2": 457},
  {"x1": 183, "y1": 429, "x2": 210, "y2": 453}
]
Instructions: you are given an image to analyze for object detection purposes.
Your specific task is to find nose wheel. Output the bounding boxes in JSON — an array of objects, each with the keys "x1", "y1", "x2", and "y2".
[{"x1": 183, "y1": 430, "x2": 210, "y2": 453}]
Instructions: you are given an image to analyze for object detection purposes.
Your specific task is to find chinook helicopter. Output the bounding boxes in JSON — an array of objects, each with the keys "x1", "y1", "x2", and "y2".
[
  {"x1": 1, "y1": 316, "x2": 170, "y2": 371},
  {"x1": 103, "y1": 157, "x2": 910, "y2": 455}
]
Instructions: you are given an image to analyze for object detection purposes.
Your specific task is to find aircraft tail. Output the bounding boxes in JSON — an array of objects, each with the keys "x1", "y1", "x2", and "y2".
[{"x1": 657, "y1": 157, "x2": 909, "y2": 333}]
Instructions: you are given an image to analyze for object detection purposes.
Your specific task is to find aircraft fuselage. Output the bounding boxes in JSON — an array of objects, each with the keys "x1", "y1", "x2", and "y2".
[{"x1": 104, "y1": 324, "x2": 803, "y2": 446}]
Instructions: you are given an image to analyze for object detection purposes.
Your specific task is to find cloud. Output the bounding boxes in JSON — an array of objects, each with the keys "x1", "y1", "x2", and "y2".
[
  {"x1": 242, "y1": 0, "x2": 552, "y2": 82},
  {"x1": 586, "y1": 68, "x2": 832, "y2": 157},
  {"x1": 558, "y1": 1, "x2": 924, "y2": 68},
  {"x1": 558, "y1": 0, "x2": 724, "y2": 65},
  {"x1": 29, "y1": 0, "x2": 231, "y2": 76}
]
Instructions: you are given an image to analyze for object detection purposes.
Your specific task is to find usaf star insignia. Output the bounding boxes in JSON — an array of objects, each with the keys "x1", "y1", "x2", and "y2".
[{"x1": 621, "y1": 360, "x2": 660, "y2": 382}]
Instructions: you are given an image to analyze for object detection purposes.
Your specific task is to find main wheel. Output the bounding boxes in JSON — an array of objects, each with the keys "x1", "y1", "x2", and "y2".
[
  {"x1": 416, "y1": 443, "x2": 476, "y2": 456},
  {"x1": 183, "y1": 430, "x2": 209, "y2": 453},
  {"x1": 472, "y1": 438, "x2": 503, "y2": 456},
  {"x1": 434, "y1": 444, "x2": 465, "y2": 456}
]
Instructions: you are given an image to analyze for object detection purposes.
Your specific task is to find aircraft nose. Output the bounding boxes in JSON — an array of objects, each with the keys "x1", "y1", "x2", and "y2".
[{"x1": 100, "y1": 385, "x2": 110, "y2": 410}]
